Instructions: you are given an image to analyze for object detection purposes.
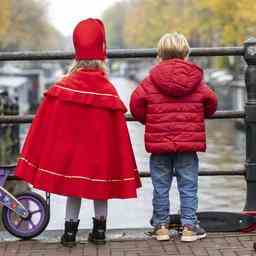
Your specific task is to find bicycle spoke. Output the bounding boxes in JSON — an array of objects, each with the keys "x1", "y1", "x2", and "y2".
[
  {"x1": 28, "y1": 219, "x2": 36, "y2": 229},
  {"x1": 30, "y1": 209, "x2": 42, "y2": 215}
]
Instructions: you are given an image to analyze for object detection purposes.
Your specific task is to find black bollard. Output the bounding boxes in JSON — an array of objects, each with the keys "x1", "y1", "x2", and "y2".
[{"x1": 243, "y1": 38, "x2": 256, "y2": 210}]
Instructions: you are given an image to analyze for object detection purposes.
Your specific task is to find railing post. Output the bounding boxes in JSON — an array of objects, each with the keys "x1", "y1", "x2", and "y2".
[{"x1": 244, "y1": 38, "x2": 256, "y2": 210}]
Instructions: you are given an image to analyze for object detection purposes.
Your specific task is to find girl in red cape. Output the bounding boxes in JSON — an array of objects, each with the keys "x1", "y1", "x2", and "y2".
[{"x1": 15, "y1": 18, "x2": 141, "y2": 247}]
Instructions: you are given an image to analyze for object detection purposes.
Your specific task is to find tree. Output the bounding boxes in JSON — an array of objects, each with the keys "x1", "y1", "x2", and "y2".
[
  {"x1": 197, "y1": 0, "x2": 256, "y2": 45},
  {"x1": 0, "y1": 0, "x2": 11, "y2": 40},
  {"x1": 102, "y1": 1, "x2": 131, "y2": 48},
  {"x1": 103, "y1": 0, "x2": 256, "y2": 49},
  {"x1": 0, "y1": 0, "x2": 65, "y2": 51},
  {"x1": 123, "y1": 0, "x2": 176, "y2": 48}
]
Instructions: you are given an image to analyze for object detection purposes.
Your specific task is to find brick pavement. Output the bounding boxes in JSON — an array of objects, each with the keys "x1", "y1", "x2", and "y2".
[{"x1": 0, "y1": 232, "x2": 256, "y2": 256}]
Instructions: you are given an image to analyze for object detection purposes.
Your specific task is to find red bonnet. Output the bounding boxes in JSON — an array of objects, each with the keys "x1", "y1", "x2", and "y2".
[{"x1": 73, "y1": 18, "x2": 107, "y2": 60}]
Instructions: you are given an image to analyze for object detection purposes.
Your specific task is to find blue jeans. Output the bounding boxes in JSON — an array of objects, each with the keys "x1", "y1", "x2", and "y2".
[{"x1": 150, "y1": 152, "x2": 198, "y2": 226}]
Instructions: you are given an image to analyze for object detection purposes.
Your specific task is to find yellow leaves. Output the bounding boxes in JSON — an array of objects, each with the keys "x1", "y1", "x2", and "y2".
[
  {"x1": 103, "y1": 0, "x2": 196, "y2": 48},
  {"x1": 0, "y1": 0, "x2": 11, "y2": 38},
  {"x1": 0, "y1": 0, "x2": 64, "y2": 50},
  {"x1": 103, "y1": 0, "x2": 256, "y2": 48},
  {"x1": 197, "y1": 0, "x2": 256, "y2": 44},
  {"x1": 123, "y1": 1, "x2": 147, "y2": 47},
  {"x1": 124, "y1": 0, "x2": 185, "y2": 47}
]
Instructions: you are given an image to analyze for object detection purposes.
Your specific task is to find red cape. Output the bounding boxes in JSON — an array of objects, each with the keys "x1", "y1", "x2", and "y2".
[{"x1": 16, "y1": 69, "x2": 141, "y2": 200}]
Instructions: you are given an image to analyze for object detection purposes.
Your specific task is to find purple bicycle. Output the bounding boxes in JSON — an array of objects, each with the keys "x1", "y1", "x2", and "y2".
[{"x1": 0, "y1": 164, "x2": 50, "y2": 239}]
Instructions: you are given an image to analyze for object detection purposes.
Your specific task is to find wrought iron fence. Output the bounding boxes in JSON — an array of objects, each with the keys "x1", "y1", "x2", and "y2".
[{"x1": 1, "y1": 39, "x2": 256, "y2": 210}]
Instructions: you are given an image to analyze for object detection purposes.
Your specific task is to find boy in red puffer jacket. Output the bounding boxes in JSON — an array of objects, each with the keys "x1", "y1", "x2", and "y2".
[{"x1": 130, "y1": 33, "x2": 217, "y2": 242}]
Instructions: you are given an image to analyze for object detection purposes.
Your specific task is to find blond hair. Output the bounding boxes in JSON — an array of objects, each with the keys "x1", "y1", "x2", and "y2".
[
  {"x1": 68, "y1": 60, "x2": 107, "y2": 74},
  {"x1": 157, "y1": 32, "x2": 190, "y2": 60}
]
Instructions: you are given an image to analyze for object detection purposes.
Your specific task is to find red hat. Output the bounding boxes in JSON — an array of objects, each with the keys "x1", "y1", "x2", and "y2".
[{"x1": 73, "y1": 18, "x2": 107, "y2": 60}]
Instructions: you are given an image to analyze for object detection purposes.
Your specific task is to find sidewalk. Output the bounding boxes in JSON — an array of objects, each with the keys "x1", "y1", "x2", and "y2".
[{"x1": 0, "y1": 229, "x2": 255, "y2": 256}]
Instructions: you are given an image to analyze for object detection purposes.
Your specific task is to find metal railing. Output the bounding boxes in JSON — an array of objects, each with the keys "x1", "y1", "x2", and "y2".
[
  {"x1": 1, "y1": 39, "x2": 256, "y2": 210},
  {"x1": 0, "y1": 110, "x2": 246, "y2": 124},
  {"x1": 0, "y1": 46, "x2": 245, "y2": 61}
]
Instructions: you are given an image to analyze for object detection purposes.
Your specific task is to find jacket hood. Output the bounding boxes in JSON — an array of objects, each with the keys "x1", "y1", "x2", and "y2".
[{"x1": 150, "y1": 59, "x2": 203, "y2": 97}]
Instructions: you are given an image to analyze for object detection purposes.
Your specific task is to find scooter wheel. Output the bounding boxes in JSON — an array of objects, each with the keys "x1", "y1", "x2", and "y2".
[{"x1": 2, "y1": 191, "x2": 50, "y2": 239}]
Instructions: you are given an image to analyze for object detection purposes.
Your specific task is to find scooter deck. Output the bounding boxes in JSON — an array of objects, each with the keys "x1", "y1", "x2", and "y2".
[{"x1": 168, "y1": 211, "x2": 256, "y2": 232}]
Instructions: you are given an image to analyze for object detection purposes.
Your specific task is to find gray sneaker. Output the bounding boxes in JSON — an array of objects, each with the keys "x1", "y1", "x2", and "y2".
[{"x1": 181, "y1": 224, "x2": 207, "y2": 242}]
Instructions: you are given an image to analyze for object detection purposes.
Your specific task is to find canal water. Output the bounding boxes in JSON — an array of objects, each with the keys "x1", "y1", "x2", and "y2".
[{"x1": 22, "y1": 77, "x2": 245, "y2": 230}]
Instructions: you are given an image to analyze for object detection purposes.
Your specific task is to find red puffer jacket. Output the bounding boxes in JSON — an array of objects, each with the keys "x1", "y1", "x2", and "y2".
[{"x1": 130, "y1": 59, "x2": 218, "y2": 153}]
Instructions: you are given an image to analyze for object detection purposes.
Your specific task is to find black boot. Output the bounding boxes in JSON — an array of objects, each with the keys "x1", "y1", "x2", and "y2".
[
  {"x1": 61, "y1": 220, "x2": 80, "y2": 247},
  {"x1": 88, "y1": 217, "x2": 106, "y2": 245}
]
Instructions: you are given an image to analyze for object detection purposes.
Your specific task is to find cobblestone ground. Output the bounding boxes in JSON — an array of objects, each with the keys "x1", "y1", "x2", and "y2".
[{"x1": 0, "y1": 232, "x2": 255, "y2": 256}]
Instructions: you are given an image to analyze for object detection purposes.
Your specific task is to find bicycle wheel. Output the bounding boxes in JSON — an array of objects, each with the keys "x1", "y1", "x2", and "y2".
[{"x1": 2, "y1": 191, "x2": 50, "y2": 239}]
